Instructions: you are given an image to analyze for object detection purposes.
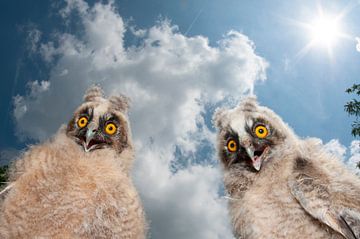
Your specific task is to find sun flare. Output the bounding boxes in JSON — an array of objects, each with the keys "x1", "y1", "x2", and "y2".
[
  {"x1": 291, "y1": 5, "x2": 353, "y2": 61},
  {"x1": 309, "y1": 15, "x2": 341, "y2": 48}
]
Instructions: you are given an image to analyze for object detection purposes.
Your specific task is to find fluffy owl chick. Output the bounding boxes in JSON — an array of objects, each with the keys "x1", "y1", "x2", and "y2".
[
  {"x1": 0, "y1": 86, "x2": 146, "y2": 239},
  {"x1": 214, "y1": 97, "x2": 360, "y2": 239}
]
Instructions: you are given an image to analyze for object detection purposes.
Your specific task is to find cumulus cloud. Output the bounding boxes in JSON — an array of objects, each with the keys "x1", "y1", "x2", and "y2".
[
  {"x1": 26, "y1": 28, "x2": 42, "y2": 53},
  {"x1": 324, "y1": 139, "x2": 360, "y2": 175},
  {"x1": 348, "y1": 140, "x2": 360, "y2": 175},
  {"x1": 13, "y1": 0, "x2": 269, "y2": 238},
  {"x1": 13, "y1": 80, "x2": 51, "y2": 141},
  {"x1": 133, "y1": 146, "x2": 233, "y2": 239},
  {"x1": 323, "y1": 139, "x2": 347, "y2": 160},
  {"x1": 356, "y1": 37, "x2": 360, "y2": 52}
]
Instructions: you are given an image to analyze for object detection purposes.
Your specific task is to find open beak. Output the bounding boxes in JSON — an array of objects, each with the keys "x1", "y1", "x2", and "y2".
[
  {"x1": 246, "y1": 147, "x2": 261, "y2": 171},
  {"x1": 82, "y1": 125, "x2": 102, "y2": 152},
  {"x1": 244, "y1": 145, "x2": 269, "y2": 172}
]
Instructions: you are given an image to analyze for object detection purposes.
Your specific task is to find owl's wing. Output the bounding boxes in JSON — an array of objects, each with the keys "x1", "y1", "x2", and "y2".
[{"x1": 288, "y1": 158, "x2": 360, "y2": 239}]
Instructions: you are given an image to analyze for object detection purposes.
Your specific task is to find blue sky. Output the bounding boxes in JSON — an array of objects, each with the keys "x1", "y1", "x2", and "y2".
[
  {"x1": 1, "y1": 0, "x2": 360, "y2": 238},
  {"x1": 2, "y1": 0, "x2": 360, "y2": 150}
]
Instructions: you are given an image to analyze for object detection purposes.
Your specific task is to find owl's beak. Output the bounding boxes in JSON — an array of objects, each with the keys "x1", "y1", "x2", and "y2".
[
  {"x1": 243, "y1": 145, "x2": 270, "y2": 172},
  {"x1": 246, "y1": 148, "x2": 262, "y2": 171},
  {"x1": 82, "y1": 125, "x2": 103, "y2": 152},
  {"x1": 84, "y1": 129, "x2": 95, "y2": 152}
]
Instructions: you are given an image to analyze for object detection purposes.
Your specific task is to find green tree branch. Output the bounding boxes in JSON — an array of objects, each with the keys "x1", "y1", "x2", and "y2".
[
  {"x1": 345, "y1": 84, "x2": 360, "y2": 137},
  {"x1": 0, "y1": 165, "x2": 8, "y2": 185}
]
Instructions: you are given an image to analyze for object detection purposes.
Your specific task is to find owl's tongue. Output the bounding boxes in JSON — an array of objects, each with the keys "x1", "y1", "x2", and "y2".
[
  {"x1": 245, "y1": 147, "x2": 265, "y2": 171},
  {"x1": 251, "y1": 156, "x2": 262, "y2": 171}
]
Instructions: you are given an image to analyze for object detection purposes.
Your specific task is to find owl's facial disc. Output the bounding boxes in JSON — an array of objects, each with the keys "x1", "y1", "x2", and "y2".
[
  {"x1": 226, "y1": 138, "x2": 270, "y2": 171},
  {"x1": 225, "y1": 122, "x2": 273, "y2": 171},
  {"x1": 71, "y1": 107, "x2": 120, "y2": 153}
]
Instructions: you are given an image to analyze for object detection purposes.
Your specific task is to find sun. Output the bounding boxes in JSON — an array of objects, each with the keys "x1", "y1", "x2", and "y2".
[
  {"x1": 309, "y1": 15, "x2": 341, "y2": 48},
  {"x1": 290, "y1": 5, "x2": 353, "y2": 61}
]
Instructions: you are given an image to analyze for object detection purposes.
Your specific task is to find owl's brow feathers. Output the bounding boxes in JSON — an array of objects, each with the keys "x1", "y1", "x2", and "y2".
[
  {"x1": 244, "y1": 117, "x2": 269, "y2": 134},
  {"x1": 79, "y1": 107, "x2": 93, "y2": 121},
  {"x1": 224, "y1": 127, "x2": 239, "y2": 140},
  {"x1": 99, "y1": 112, "x2": 121, "y2": 128},
  {"x1": 225, "y1": 117, "x2": 274, "y2": 142}
]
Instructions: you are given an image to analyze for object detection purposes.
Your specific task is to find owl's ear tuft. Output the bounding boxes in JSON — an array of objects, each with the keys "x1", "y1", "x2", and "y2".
[
  {"x1": 84, "y1": 85, "x2": 104, "y2": 102},
  {"x1": 109, "y1": 95, "x2": 131, "y2": 114},
  {"x1": 240, "y1": 96, "x2": 259, "y2": 109},
  {"x1": 212, "y1": 107, "x2": 226, "y2": 129}
]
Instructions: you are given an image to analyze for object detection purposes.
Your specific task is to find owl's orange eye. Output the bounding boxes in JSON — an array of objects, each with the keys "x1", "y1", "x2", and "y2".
[
  {"x1": 77, "y1": 116, "x2": 88, "y2": 128},
  {"x1": 254, "y1": 125, "x2": 268, "y2": 139},
  {"x1": 105, "y1": 123, "x2": 117, "y2": 135},
  {"x1": 227, "y1": 139, "x2": 237, "y2": 152}
]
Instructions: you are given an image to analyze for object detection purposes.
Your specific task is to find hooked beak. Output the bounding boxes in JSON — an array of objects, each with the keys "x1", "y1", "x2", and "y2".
[
  {"x1": 82, "y1": 125, "x2": 103, "y2": 152},
  {"x1": 235, "y1": 139, "x2": 270, "y2": 172},
  {"x1": 243, "y1": 143, "x2": 270, "y2": 172}
]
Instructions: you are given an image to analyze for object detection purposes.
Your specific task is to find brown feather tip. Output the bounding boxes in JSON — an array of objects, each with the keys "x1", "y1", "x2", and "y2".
[
  {"x1": 83, "y1": 85, "x2": 105, "y2": 102},
  {"x1": 212, "y1": 107, "x2": 226, "y2": 129},
  {"x1": 109, "y1": 95, "x2": 131, "y2": 113},
  {"x1": 237, "y1": 96, "x2": 259, "y2": 113}
]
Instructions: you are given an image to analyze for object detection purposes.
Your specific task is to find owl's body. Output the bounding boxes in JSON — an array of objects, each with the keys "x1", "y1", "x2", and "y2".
[
  {"x1": 0, "y1": 87, "x2": 146, "y2": 239},
  {"x1": 214, "y1": 98, "x2": 360, "y2": 239}
]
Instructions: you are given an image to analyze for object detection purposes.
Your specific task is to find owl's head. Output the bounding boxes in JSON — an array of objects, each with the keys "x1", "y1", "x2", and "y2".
[
  {"x1": 66, "y1": 85, "x2": 131, "y2": 154},
  {"x1": 213, "y1": 97, "x2": 297, "y2": 172}
]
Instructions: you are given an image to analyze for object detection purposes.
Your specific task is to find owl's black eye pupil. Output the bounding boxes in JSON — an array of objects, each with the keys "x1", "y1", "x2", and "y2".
[
  {"x1": 109, "y1": 126, "x2": 113, "y2": 130},
  {"x1": 259, "y1": 129, "x2": 264, "y2": 134},
  {"x1": 230, "y1": 143, "x2": 234, "y2": 147},
  {"x1": 81, "y1": 120, "x2": 85, "y2": 124}
]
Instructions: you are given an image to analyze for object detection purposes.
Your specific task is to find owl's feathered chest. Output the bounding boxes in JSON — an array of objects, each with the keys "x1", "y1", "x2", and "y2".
[
  {"x1": 0, "y1": 133, "x2": 145, "y2": 238},
  {"x1": 224, "y1": 159, "x2": 335, "y2": 239}
]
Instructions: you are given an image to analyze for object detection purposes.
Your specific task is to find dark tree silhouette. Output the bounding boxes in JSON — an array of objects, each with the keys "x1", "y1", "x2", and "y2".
[
  {"x1": 345, "y1": 84, "x2": 360, "y2": 137},
  {"x1": 0, "y1": 165, "x2": 8, "y2": 185}
]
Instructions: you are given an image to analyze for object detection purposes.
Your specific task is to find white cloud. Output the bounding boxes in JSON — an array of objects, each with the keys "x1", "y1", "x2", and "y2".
[
  {"x1": 323, "y1": 139, "x2": 347, "y2": 160},
  {"x1": 348, "y1": 140, "x2": 360, "y2": 175},
  {"x1": 133, "y1": 146, "x2": 233, "y2": 239},
  {"x1": 13, "y1": 95, "x2": 27, "y2": 121},
  {"x1": 324, "y1": 139, "x2": 360, "y2": 175},
  {"x1": 59, "y1": 0, "x2": 89, "y2": 19},
  {"x1": 26, "y1": 28, "x2": 42, "y2": 53},
  {"x1": 13, "y1": 0, "x2": 269, "y2": 238},
  {"x1": 28, "y1": 80, "x2": 51, "y2": 97},
  {"x1": 356, "y1": 37, "x2": 360, "y2": 52}
]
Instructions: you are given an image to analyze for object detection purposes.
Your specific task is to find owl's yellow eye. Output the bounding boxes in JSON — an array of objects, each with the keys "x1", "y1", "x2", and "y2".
[
  {"x1": 77, "y1": 116, "x2": 88, "y2": 128},
  {"x1": 105, "y1": 123, "x2": 117, "y2": 135},
  {"x1": 254, "y1": 125, "x2": 268, "y2": 139},
  {"x1": 227, "y1": 139, "x2": 237, "y2": 152}
]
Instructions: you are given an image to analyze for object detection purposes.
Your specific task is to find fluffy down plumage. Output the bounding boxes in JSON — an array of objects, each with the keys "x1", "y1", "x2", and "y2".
[
  {"x1": 0, "y1": 86, "x2": 146, "y2": 239},
  {"x1": 214, "y1": 97, "x2": 360, "y2": 239}
]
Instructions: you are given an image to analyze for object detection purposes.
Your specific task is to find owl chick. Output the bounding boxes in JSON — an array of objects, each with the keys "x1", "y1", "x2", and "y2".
[
  {"x1": 0, "y1": 86, "x2": 146, "y2": 239},
  {"x1": 214, "y1": 97, "x2": 360, "y2": 239}
]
